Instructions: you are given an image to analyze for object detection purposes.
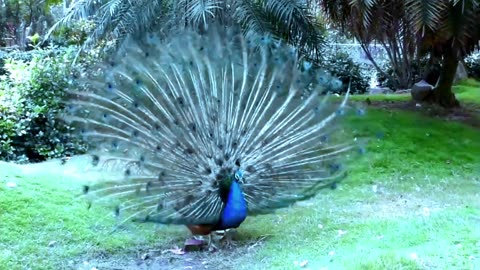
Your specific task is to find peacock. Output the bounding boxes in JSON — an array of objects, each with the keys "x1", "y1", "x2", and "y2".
[{"x1": 62, "y1": 25, "x2": 363, "y2": 248}]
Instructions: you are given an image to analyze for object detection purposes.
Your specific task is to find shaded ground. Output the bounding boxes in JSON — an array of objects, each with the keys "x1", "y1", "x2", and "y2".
[
  {"x1": 365, "y1": 99, "x2": 480, "y2": 128},
  {"x1": 353, "y1": 78, "x2": 480, "y2": 128},
  {"x1": 76, "y1": 238, "x2": 266, "y2": 270}
]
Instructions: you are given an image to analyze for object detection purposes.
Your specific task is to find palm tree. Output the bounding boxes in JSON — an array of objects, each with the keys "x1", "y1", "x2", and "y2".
[
  {"x1": 320, "y1": 0, "x2": 480, "y2": 108},
  {"x1": 49, "y1": 0, "x2": 326, "y2": 63}
]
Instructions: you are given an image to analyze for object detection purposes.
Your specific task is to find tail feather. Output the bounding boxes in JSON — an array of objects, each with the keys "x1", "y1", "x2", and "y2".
[{"x1": 63, "y1": 25, "x2": 362, "y2": 225}]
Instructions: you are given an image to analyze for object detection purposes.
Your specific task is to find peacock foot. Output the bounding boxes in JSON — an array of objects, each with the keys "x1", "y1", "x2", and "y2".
[
  {"x1": 185, "y1": 230, "x2": 239, "y2": 251},
  {"x1": 217, "y1": 229, "x2": 239, "y2": 248},
  {"x1": 186, "y1": 234, "x2": 219, "y2": 251}
]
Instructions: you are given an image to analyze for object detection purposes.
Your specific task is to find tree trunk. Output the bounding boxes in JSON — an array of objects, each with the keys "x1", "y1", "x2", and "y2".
[
  {"x1": 423, "y1": 55, "x2": 441, "y2": 86},
  {"x1": 428, "y1": 46, "x2": 460, "y2": 108}
]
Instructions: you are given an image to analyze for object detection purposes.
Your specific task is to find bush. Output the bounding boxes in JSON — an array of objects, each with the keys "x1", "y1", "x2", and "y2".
[
  {"x1": 376, "y1": 58, "x2": 442, "y2": 90},
  {"x1": 51, "y1": 19, "x2": 96, "y2": 47},
  {"x1": 0, "y1": 46, "x2": 91, "y2": 163},
  {"x1": 322, "y1": 48, "x2": 371, "y2": 94},
  {"x1": 464, "y1": 51, "x2": 480, "y2": 80}
]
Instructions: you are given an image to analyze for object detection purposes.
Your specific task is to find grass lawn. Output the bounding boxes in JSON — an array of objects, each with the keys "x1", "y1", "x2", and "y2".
[
  {"x1": 1, "y1": 83, "x2": 479, "y2": 269},
  {"x1": 453, "y1": 79, "x2": 480, "y2": 104}
]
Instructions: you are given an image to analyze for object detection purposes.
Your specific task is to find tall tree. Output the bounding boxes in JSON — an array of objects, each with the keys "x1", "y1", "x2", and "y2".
[
  {"x1": 0, "y1": 0, "x2": 63, "y2": 47},
  {"x1": 48, "y1": 0, "x2": 326, "y2": 63},
  {"x1": 320, "y1": 0, "x2": 480, "y2": 107}
]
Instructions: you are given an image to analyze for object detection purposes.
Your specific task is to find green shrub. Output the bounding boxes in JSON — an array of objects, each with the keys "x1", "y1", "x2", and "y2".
[
  {"x1": 376, "y1": 58, "x2": 442, "y2": 89},
  {"x1": 0, "y1": 46, "x2": 91, "y2": 163},
  {"x1": 464, "y1": 51, "x2": 480, "y2": 80},
  {"x1": 51, "y1": 19, "x2": 96, "y2": 47},
  {"x1": 322, "y1": 49, "x2": 371, "y2": 94}
]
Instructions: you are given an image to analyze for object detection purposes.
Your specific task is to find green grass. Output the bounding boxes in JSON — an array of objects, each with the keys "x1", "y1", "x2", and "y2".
[
  {"x1": 0, "y1": 160, "x2": 184, "y2": 269},
  {"x1": 240, "y1": 109, "x2": 480, "y2": 269},
  {"x1": 1, "y1": 108, "x2": 479, "y2": 269},
  {"x1": 454, "y1": 78, "x2": 480, "y2": 104},
  {"x1": 350, "y1": 93, "x2": 411, "y2": 102}
]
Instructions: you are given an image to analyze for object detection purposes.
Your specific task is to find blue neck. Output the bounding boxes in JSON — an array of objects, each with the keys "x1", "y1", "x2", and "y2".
[{"x1": 218, "y1": 180, "x2": 248, "y2": 230}]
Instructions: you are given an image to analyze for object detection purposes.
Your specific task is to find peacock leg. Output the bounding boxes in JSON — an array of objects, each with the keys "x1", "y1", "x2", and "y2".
[
  {"x1": 203, "y1": 231, "x2": 236, "y2": 250},
  {"x1": 220, "y1": 229, "x2": 238, "y2": 248},
  {"x1": 206, "y1": 233, "x2": 219, "y2": 250}
]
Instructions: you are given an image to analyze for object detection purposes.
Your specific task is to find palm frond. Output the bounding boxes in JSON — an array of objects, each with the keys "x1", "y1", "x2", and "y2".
[
  {"x1": 405, "y1": 0, "x2": 447, "y2": 33},
  {"x1": 348, "y1": 0, "x2": 379, "y2": 28},
  {"x1": 46, "y1": 0, "x2": 100, "y2": 38},
  {"x1": 49, "y1": 0, "x2": 327, "y2": 64},
  {"x1": 232, "y1": 0, "x2": 269, "y2": 36},
  {"x1": 80, "y1": 0, "x2": 164, "y2": 49},
  {"x1": 179, "y1": 0, "x2": 223, "y2": 28},
  {"x1": 262, "y1": 0, "x2": 326, "y2": 61}
]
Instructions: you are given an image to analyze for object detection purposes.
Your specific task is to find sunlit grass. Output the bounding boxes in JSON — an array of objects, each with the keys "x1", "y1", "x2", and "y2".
[{"x1": 454, "y1": 78, "x2": 480, "y2": 104}]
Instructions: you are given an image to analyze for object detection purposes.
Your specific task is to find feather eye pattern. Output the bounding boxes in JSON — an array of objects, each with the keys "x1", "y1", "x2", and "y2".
[{"x1": 63, "y1": 25, "x2": 363, "y2": 228}]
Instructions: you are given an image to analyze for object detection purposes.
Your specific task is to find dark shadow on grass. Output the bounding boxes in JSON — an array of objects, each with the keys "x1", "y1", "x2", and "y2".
[
  {"x1": 74, "y1": 231, "x2": 269, "y2": 270},
  {"x1": 362, "y1": 99, "x2": 480, "y2": 128}
]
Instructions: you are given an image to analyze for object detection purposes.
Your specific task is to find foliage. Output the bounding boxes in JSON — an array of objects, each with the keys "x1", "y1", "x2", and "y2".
[
  {"x1": 377, "y1": 57, "x2": 442, "y2": 90},
  {"x1": 320, "y1": 1, "x2": 422, "y2": 90},
  {"x1": 319, "y1": 0, "x2": 480, "y2": 107},
  {"x1": 0, "y1": 46, "x2": 91, "y2": 162},
  {"x1": 319, "y1": 29, "x2": 373, "y2": 94},
  {"x1": 50, "y1": 19, "x2": 96, "y2": 46},
  {"x1": 322, "y1": 48, "x2": 371, "y2": 94},
  {"x1": 464, "y1": 51, "x2": 480, "y2": 80},
  {"x1": 49, "y1": 0, "x2": 326, "y2": 63},
  {"x1": 320, "y1": 0, "x2": 480, "y2": 59},
  {"x1": 0, "y1": 0, "x2": 63, "y2": 47}
]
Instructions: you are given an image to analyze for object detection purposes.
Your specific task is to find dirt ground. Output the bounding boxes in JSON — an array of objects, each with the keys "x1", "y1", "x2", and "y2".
[{"x1": 76, "y1": 236, "x2": 267, "y2": 270}]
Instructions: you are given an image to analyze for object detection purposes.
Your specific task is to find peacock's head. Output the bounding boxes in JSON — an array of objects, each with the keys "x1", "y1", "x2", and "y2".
[
  {"x1": 233, "y1": 169, "x2": 244, "y2": 184},
  {"x1": 217, "y1": 169, "x2": 245, "y2": 202}
]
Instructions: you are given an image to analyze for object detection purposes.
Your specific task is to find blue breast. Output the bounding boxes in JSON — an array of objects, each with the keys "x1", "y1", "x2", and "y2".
[{"x1": 218, "y1": 180, "x2": 248, "y2": 229}]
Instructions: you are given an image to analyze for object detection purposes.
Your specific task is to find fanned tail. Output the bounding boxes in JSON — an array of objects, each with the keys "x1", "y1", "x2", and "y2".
[{"x1": 62, "y1": 25, "x2": 363, "y2": 225}]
